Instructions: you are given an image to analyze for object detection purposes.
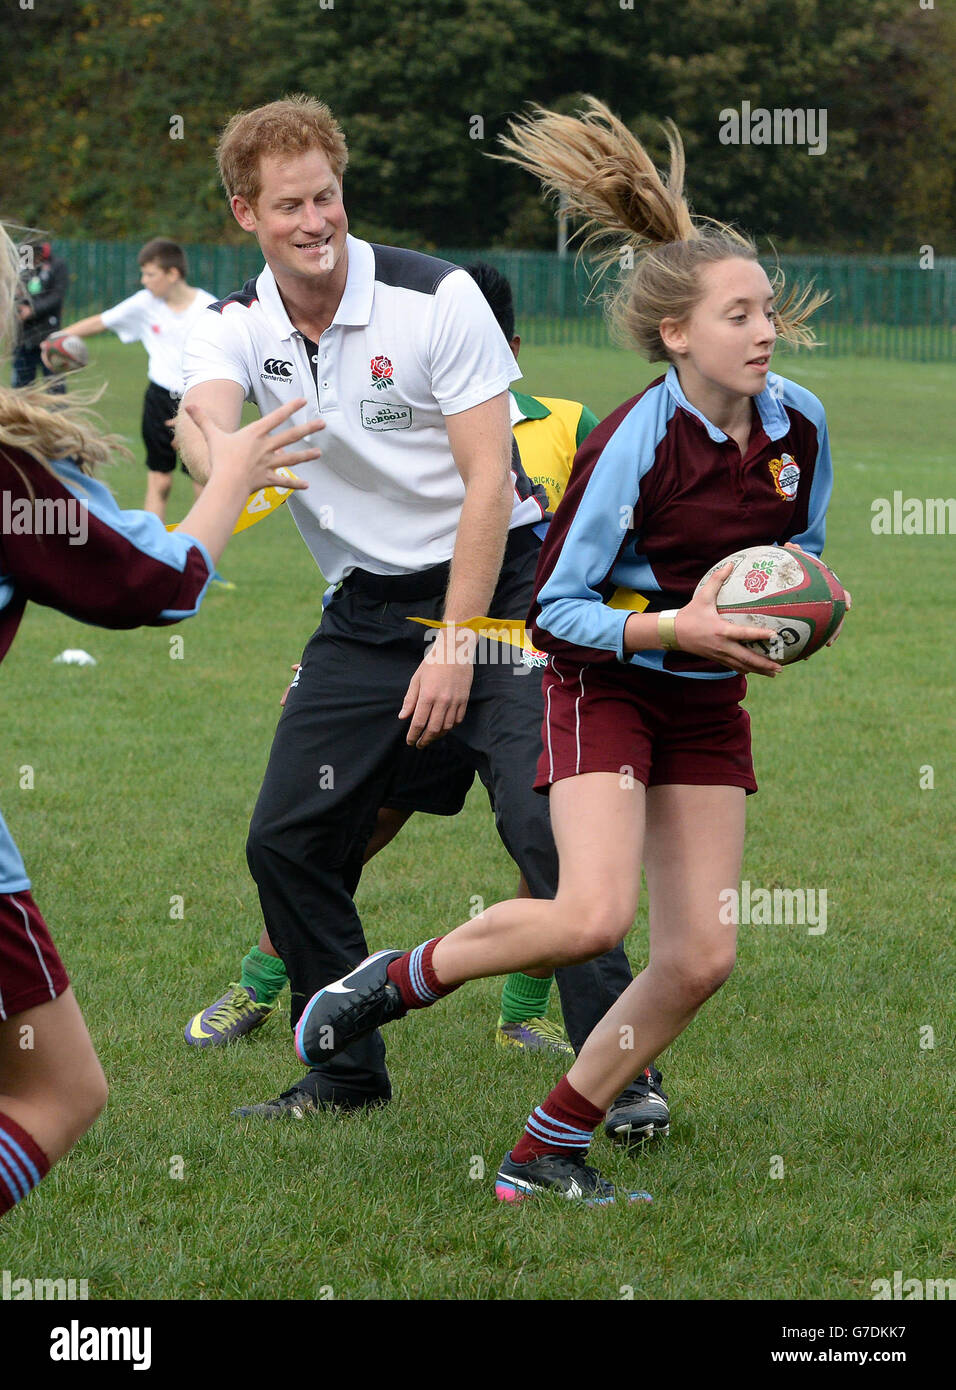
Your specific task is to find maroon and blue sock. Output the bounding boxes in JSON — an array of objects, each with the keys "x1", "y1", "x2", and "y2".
[
  {"x1": 387, "y1": 937, "x2": 460, "y2": 1011},
  {"x1": 0, "y1": 1111, "x2": 50, "y2": 1217},
  {"x1": 510, "y1": 1074, "x2": 606, "y2": 1165}
]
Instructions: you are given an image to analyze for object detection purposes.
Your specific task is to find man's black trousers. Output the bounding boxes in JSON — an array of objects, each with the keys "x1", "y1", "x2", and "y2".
[{"x1": 247, "y1": 527, "x2": 634, "y2": 1106}]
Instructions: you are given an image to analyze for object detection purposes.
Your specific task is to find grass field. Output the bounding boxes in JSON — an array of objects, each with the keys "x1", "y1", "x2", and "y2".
[{"x1": 1, "y1": 336, "x2": 953, "y2": 1302}]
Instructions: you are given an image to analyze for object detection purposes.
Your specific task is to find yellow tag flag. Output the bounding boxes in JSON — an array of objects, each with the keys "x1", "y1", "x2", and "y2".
[
  {"x1": 166, "y1": 468, "x2": 300, "y2": 534},
  {"x1": 407, "y1": 596, "x2": 649, "y2": 654},
  {"x1": 407, "y1": 616, "x2": 550, "y2": 669},
  {"x1": 232, "y1": 469, "x2": 300, "y2": 534},
  {"x1": 606, "y1": 586, "x2": 650, "y2": 613},
  {"x1": 407, "y1": 615, "x2": 529, "y2": 649}
]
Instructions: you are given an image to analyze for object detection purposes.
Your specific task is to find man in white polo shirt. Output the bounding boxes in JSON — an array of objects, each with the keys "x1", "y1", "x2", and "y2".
[{"x1": 176, "y1": 95, "x2": 641, "y2": 1130}]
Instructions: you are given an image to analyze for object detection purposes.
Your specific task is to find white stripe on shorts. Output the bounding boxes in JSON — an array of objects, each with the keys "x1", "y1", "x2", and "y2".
[
  {"x1": 545, "y1": 657, "x2": 564, "y2": 782},
  {"x1": 13, "y1": 894, "x2": 56, "y2": 1006},
  {"x1": 574, "y1": 666, "x2": 586, "y2": 774}
]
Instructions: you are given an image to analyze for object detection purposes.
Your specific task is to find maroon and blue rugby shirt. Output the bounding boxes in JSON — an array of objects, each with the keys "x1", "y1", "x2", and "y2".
[
  {"x1": 531, "y1": 366, "x2": 834, "y2": 679},
  {"x1": 0, "y1": 446, "x2": 213, "y2": 892}
]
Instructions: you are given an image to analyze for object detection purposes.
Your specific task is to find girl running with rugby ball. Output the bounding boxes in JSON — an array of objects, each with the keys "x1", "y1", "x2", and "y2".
[{"x1": 295, "y1": 99, "x2": 841, "y2": 1203}]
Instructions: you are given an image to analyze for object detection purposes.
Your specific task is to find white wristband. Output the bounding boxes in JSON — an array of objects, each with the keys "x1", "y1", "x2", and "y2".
[{"x1": 657, "y1": 609, "x2": 681, "y2": 651}]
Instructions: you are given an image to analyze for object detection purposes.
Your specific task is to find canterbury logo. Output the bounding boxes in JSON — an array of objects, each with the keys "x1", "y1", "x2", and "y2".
[{"x1": 261, "y1": 358, "x2": 293, "y2": 380}]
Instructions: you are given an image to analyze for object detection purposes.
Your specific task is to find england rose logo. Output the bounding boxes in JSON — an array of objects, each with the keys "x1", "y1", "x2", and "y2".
[
  {"x1": 370, "y1": 355, "x2": 394, "y2": 390},
  {"x1": 744, "y1": 569, "x2": 769, "y2": 594}
]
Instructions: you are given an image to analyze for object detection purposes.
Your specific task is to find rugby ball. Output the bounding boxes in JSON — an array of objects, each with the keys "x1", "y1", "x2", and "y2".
[
  {"x1": 44, "y1": 333, "x2": 89, "y2": 373},
  {"x1": 696, "y1": 545, "x2": 847, "y2": 663}
]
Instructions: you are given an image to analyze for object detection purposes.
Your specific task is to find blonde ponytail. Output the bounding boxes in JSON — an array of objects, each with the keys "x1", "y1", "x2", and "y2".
[{"x1": 497, "y1": 98, "x2": 827, "y2": 358}]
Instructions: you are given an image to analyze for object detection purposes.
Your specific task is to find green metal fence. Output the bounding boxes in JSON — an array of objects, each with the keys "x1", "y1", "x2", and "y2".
[{"x1": 56, "y1": 239, "x2": 955, "y2": 363}]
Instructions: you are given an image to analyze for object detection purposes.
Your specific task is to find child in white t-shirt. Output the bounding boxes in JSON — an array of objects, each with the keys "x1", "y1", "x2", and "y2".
[{"x1": 44, "y1": 238, "x2": 216, "y2": 522}]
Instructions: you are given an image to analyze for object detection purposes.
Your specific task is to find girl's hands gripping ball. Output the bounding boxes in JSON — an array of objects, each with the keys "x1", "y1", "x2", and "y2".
[{"x1": 694, "y1": 544, "x2": 848, "y2": 666}]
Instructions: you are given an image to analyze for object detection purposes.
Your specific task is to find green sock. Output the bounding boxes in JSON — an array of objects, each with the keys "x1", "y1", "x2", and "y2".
[
  {"x1": 499, "y1": 971, "x2": 553, "y2": 1025},
  {"x1": 240, "y1": 945, "x2": 288, "y2": 1006}
]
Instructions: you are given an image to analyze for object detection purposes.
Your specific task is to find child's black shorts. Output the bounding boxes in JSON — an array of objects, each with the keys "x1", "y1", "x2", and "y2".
[{"x1": 142, "y1": 381, "x2": 189, "y2": 475}]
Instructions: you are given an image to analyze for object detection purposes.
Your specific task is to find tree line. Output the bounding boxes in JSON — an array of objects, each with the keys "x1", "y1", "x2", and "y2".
[{"x1": 1, "y1": 0, "x2": 953, "y2": 256}]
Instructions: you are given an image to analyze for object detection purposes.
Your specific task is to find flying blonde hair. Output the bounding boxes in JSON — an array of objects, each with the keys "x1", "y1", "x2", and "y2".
[
  {"x1": 497, "y1": 98, "x2": 827, "y2": 359},
  {"x1": 0, "y1": 224, "x2": 123, "y2": 481}
]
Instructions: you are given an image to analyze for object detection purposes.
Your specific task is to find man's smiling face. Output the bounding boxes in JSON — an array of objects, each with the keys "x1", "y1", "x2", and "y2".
[{"x1": 232, "y1": 147, "x2": 349, "y2": 287}]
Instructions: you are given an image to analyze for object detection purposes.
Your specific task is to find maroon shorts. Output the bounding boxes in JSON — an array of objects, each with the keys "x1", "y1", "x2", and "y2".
[
  {"x1": 535, "y1": 659, "x2": 757, "y2": 794},
  {"x1": 0, "y1": 891, "x2": 70, "y2": 1021}
]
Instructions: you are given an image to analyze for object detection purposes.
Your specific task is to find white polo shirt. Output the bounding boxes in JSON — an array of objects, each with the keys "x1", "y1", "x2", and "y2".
[
  {"x1": 181, "y1": 236, "x2": 541, "y2": 581},
  {"x1": 101, "y1": 287, "x2": 216, "y2": 394}
]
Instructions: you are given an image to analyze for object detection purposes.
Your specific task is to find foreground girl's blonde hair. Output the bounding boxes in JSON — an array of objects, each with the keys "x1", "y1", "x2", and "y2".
[
  {"x1": 497, "y1": 97, "x2": 826, "y2": 359},
  {"x1": 0, "y1": 225, "x2": 121, "y2": 478}
]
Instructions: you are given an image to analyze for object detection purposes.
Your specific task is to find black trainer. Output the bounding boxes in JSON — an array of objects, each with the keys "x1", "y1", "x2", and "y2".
[
  {"x1": 495, "y1": 1150, "x2": 652, "y2": 1205},
  {"x1": 231, "y1": 1085, "x2": 321, "y2": 1120},
  {"x1": 605, "y1": 1066, "x2": 670, "y2": 1146},
  {"x1": 231, "y1": 1078, "x2": 390, "y2": 1119},
  {"x1": 294, "y1": 949, "x2": 407, "y2": 1065}
]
